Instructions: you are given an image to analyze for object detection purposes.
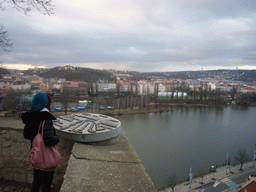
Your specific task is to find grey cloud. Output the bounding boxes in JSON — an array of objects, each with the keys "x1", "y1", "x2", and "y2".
[
  {"x1": 180, "y1": 0, "x2": 256, "y2": 18},
  {"x1": 1, "y1": 0, "x2": 256, "y2": 71}
]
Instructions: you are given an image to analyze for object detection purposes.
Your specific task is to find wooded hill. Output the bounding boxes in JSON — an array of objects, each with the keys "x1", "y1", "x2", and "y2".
[
  {"x1": 39, "y1": 67, "x2": 116, "y2": 82},
  {"x1": 0, "y1": 67, "x2": 10, "y2": 78},
  {"x1": 0, "y1": 68, "x2": 10, "y2": 75}
]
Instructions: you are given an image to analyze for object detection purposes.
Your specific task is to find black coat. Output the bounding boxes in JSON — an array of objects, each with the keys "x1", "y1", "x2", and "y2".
[{"x1": 21, "y1": 111, "x2": 59, "y2": 147}]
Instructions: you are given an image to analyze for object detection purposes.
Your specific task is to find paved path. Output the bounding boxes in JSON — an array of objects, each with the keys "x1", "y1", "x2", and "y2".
[
  {"x1": 0, "y1": 179, "x2": 62, "y2": 192},
  {"x1": 160, "y1": 161, "x2": 256, "y2": 192},
  {"x1": 0, "y1": 179, "x2": 31, "y2": 192}
]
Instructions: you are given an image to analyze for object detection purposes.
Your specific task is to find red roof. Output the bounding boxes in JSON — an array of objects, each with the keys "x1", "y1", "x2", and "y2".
[
  {"x1": 244, "y1": 87, "x2": 255, "y2": 90},
  {"x1": 164, "y1": 83, "x2": 174, "y2": 85},
  {"x1": 70, "y1": 81, "x2": 79, "y2": 86},
  {"x1": 238, "y1": 180, "x2": 256, "y2": 192},
  {"x1": 0, "y1": 89, "x2": 9, "y2": 93}
]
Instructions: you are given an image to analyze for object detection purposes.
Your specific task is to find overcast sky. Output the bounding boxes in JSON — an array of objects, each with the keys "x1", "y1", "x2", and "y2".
[{"x1": 1, "y1": 0, "x2": 256, "y2": 72}]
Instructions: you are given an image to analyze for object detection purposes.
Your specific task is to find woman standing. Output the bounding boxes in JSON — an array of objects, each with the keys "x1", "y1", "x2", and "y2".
[{"x1": 22, "y1": 92, "x2": 59, "y2": 192}]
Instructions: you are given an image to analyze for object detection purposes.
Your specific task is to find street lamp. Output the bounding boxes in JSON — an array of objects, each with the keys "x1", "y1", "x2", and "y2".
[
  {"x1": 253, "y1": 149, "x2": 255, "y2": 167},
  {"x1": 211, "y1": 166, "x2": 216, "y2": 180},
  {"x1": 226, "y1": 152, "x2": 229, "y2": 175},
  {"x1": 189, "y1": 161, "x2": 193, "y2": 188}
]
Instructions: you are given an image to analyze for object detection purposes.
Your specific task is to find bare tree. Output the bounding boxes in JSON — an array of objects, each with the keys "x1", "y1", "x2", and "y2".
[
  {"x1": 135, "y1": 82, "x2": 139, "y2": 96},
  {"x1": 193, "y1": 86, "x2": 196, "y2": 100},
  {"x1": 231, "y1": 86, "x2": 237, "y2": 101},
  {"x1": 16, "y1": 89, "x2": 32, "y2": 116},
  {"x1": 199, "y1": 84, "x2": 203, "y2": 101},
  {"x1": 60, "y1": 87, "x2": 71, "y2": 115},
  {"x1": 226, "y1": 155, "x2": 233, "y2": 174},
  {"x1": 197, "y1": 167, "x2": 207, "y2": 184},
  {"x1": 154, "y1": 83, "x2": 158, "y2": 108},
  {"x1": 167, "y1": 173, "x2": 178, "y2": 192},
  {"x1": 116, "y1": 82, "x2": 121, "y2": 97},
  {"x1": 2, "y1": 89, "x2": 17, "y2": 114},
  {"x1": 234, "y1": 148, "x2": 249, "y2": 170},
  {"x1": 0, "y1": 25, "x2": 12, "y2": 51}
]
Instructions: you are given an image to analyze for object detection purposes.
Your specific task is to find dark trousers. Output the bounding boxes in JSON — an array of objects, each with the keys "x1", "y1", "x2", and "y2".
[{"x1": 31, "y1": 168, "x2": 54, "y2": 192}]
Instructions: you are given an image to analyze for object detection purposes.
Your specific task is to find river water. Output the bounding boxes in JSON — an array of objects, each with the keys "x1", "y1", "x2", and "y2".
[{"x1": 114, "y1": 106, "x2": 256, "y2": 189}]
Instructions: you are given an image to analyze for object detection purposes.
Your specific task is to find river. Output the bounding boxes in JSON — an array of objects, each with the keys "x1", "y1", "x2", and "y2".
[{"x1": 114, "y1": 106, "x2": 256, "y2": 189}]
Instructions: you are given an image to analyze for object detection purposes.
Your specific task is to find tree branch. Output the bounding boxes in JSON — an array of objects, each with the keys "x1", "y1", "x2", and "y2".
[
  {"x1": 0, "y1": 0, "x2": 54, "y2": 52},
  {"x1": 0, "y1": 25, "x2": 12, "y2": 52},
  {"x1": 1, "y1": 0, "x2": 54, "y2": 15}
]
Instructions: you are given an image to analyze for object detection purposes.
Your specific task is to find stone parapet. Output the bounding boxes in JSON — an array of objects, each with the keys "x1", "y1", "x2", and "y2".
[{"x1": 60, "y1": 130, "x2": 157, "y2": 192}]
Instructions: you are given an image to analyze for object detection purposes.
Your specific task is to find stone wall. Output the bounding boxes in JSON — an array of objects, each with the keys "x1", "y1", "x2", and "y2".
[
  {"x1": 60, "y1": 130, "x2": 157, "y2": 192},
  {"x1": 0, "y1": 117, "x2": 157, "y2": 191},
  {"x1": 0, "y1": 126, "x2": 74, "y2": 187}
]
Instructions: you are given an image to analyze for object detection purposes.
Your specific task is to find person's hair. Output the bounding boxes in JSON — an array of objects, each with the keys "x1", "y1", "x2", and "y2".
[{"x1": 45, "y1": 93, "x2": 52, "y2": 112}]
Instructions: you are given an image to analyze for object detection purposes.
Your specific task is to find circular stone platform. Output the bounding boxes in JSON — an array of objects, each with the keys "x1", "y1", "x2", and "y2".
[{"x1": 53, "y1": 113, "x2": 122, "y2": 142}]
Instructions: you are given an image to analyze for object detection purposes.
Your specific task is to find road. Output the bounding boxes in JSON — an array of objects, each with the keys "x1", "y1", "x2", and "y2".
[{"x1": 195, "y1": 168, "x2": 256, "y2": 192}]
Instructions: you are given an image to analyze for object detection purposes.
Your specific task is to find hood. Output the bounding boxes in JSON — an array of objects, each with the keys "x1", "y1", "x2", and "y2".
[{"x1": 21, "y1": 111, "x2": 56, "y2": 125}]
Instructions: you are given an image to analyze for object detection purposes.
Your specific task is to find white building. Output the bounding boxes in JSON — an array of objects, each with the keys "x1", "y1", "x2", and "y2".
[
  {"x1": 137, "y1": 82, "x2": 156, "y2": 95},
  {"x1": 97, "y1": 82, "x2": 116, "y2": 92},
  {"x1": 158, "y1": 84, "x2": 166, "y2": 92},
  {"x1": 12, "y1": 83, "x2": 31, "y2": 91}
]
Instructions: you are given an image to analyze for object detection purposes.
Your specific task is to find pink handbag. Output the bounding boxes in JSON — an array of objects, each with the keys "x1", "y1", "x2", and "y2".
[{"x1": 29, "y1": 120, "x2": 61, "y2": 169}]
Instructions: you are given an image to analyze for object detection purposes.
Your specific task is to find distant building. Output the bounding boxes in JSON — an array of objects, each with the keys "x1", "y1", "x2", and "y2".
[
  {"x1": 158, "y1": 84, "x2": 165, "y2": 92},
  {"x1": 62, "y1": 82, "x2": 79, "y2": 95},
  {"x1": 97, "y1": 82, "x2": 116, "y2": 92},
  {"x1": 39, "y1": 83, "x2": 47, "y2": 91},
  {"x1": 2, "y1": 74, "x2": 14, "y2": 80},
  {"x1": 30, "y1": 78, "x2": 44, "y2": 90},
  {"x1": 78, "y1": 82, "x2": 87, "y2": 90},
  {"x1": 163, "y1": 82, "x2": 174, "y2": 92},
  {"x1": 121, "y1": 82, "x2": 131, "y2": 92},
  {"x1": 185, "y1": 79, "x2": 200, "y2": 85},
  {"x1": 208, "y1": 82, "x2": 217, "y2": 90},
  {"x1": 58, "y1": 78, "x2": 67, "y2": 83},
  {"x1": 57, "y1": 65, "x2": 75, "y2": 70},
  {"x1": 0, "y1": 81, "x2": 13, "y2": 89},
  {"x1": 12, "y1": 82, "x2": 31, "y2": 91},
  {"x1": 50, "y1": 78, "x2": 58, "y2": 83},
  {"x1": 215, "y1": 84, "x2": 233, "y2": 92},
  {"x1": 39, "y1": 82, "x2": 62, "y2": 91},
  {"x1": 242, "y1": 87, "x2": 256, "y2": 93}
]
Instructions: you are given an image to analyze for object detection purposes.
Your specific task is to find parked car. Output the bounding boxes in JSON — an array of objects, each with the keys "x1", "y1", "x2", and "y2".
[
  {"x1": 54, "y1": 107, "x2": 63, "y2": 111},
  {"x1": 76, "y1": 107, "x2": 85, "y2": 110},
  {"x1": 97, "y1": 105, "x2": 106, "y2": 110},
  {"x1": 70, "y1": 107, "x2": 78, "y2": 111},
  {"x1": 106, "y1": 106, "x2": 114, "y2": 110}
]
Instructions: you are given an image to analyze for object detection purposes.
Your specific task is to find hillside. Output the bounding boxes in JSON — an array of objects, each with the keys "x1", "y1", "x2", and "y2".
[
  {"x1": 0, "y1": 67, "x2": 10, "y2": 78},
  {"x1": 39, "y1": 67, "x2": 116, "y2": 82},
  {"x1": 0, "y1": 68, "x2": 10, "y2": 75},
  {"x1": 130, "y1": 69, "x2": 256, "y2": 82}
]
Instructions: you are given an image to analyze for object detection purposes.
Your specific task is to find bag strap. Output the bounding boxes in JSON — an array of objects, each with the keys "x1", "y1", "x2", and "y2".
[{"x1": 38, "y1": 120, "x2": 45, "y2": 135}]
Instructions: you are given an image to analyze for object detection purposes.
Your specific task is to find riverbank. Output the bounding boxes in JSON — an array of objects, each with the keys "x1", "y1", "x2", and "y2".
[
  {"x1": 1, "y1": 102, "x2": 253, "y2": 118},
  {"x1": 52, "y1": 104, "x2": 230, "y2": 117}
]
